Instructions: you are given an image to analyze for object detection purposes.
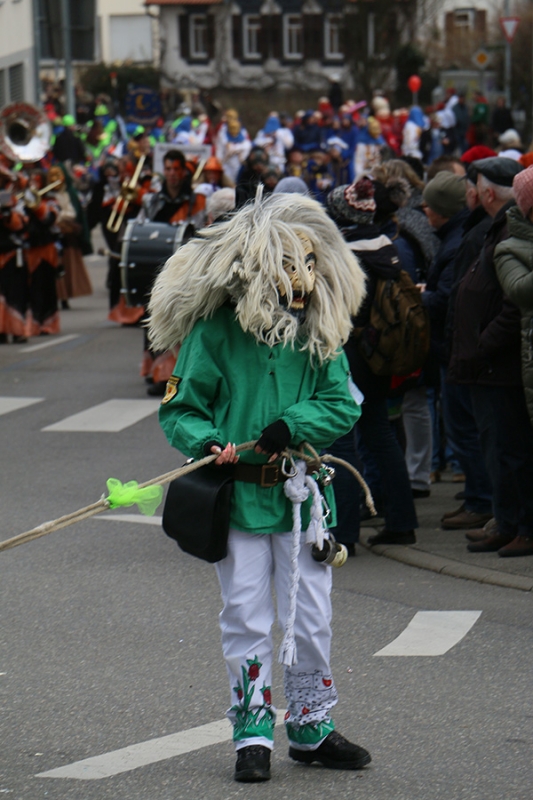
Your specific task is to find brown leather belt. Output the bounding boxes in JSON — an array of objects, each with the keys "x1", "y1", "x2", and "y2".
[{"x1": 233, "y1": 462, "x2": 314, "y2": 488}]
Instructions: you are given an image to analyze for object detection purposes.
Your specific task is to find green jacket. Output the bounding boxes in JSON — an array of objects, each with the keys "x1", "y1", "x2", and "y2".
[
  {"x1": 494, "y1": 205, "x2": 533, "y2": 425},
  {"x1": 159, "y1": 304, "x2": 361, "y2": 533}
]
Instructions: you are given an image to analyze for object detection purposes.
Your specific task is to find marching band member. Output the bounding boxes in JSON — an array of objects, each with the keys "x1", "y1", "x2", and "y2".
[
  {"x1": 0, "y1": 162, "x2": 27, "y2": 343},
  {"x1": 23, "y1": 169, "x2": 61, "y2": 336}
]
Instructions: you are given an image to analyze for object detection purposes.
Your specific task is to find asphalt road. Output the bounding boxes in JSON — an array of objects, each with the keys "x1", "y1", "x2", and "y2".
[{"x1": 1, "y1": 250, "x2": 532, "y2": 800}]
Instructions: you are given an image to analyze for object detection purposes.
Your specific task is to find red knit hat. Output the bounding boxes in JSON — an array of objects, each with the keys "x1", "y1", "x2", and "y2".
[
  {"x1": 513, "y1": 166, "x2": 533, "y2": 217},
  {"x1": 460, "y1": 145, "x2": 497, "y2": 163}
]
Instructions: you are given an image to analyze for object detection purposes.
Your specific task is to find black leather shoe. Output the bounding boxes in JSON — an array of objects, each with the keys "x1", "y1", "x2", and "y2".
[
  {"x1": 412, "y1": 488, "x2": 431, "y2": 498},
  {"x1": 234, "y1": 745, "x2": 271, "y2": 782},
  {"x1": 367, "y1": 529, "x2": 416, "y2": 546},
  {"x1": 289, "y1": 731, "x2": 371, "y2": 770}
]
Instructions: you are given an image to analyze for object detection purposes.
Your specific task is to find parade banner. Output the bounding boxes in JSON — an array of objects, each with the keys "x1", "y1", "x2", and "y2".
[{"x1": 125, "y1": 86, "x2": 162, "y2": 126}]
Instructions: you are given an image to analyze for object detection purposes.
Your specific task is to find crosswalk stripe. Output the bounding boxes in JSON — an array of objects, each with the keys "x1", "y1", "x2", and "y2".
[
  {"x1": 0, "y1": 397, "x2": 44, "y2": 416},
  {"x1": 42, "y1": 399, "x2": 160, "y2": 432},
  {"x1": 20, "y1": 334, "x2": 79, "y2": 353},
  {"x1": 373, "y1": 610, "x2": 482, "y2": 657},
  {"x1": 37, "y1": 714, "x2": 286, "y2": 780},
  {"x1": 99, "y1": 514, "x2": 163, "y2": 526}
]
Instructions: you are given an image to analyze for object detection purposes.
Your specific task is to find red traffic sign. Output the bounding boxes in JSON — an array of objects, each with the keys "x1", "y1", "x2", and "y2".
[{"x1": 499, "y1": 16, "x2": 520, "y2": 43}]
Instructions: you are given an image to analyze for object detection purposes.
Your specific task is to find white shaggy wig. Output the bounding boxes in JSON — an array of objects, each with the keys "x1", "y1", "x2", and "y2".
[{"x1": 147, "y1": 190, "x2": 366, "y2": 364}]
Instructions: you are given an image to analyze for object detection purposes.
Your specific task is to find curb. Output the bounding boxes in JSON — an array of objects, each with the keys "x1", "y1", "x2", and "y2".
[{"x1": 360, "y1": 540, "x2": 533, "y2": 592}]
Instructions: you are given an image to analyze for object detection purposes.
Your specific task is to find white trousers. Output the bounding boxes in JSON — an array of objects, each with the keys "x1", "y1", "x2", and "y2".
[{"x1": 215, "y1": 528, "x2": 338, "y2": 751}]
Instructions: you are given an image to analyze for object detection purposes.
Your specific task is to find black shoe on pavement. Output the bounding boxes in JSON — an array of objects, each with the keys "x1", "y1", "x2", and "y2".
[
  {"x1": 498, "y1": 536, "x2": 533, "y2": 558},
  {"x1": 367, "y1": 529, "x2": 416, "y2": 546},
  {"x1": 289, "y1": 731, "x2": 371, "y2": 770},
  {"x1": 412, "y1": 488, "x2": 431, "y2": 498},
  {"x1": 234, "y1": 745, "x2": 271, "y2": 782}
]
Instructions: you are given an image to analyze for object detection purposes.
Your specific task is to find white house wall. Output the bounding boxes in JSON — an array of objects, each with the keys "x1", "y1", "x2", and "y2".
[{"x1": 0, "y1": 0, "x2": 35, "y2": 103}]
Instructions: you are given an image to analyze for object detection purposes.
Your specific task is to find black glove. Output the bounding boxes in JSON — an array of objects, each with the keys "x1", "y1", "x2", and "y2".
[
  {"x1": 255, "y1": 420, "x2": 291, "y2": 455},
  {"x1": 203, "y1": 440, "x2": 224, "y2": 457}
]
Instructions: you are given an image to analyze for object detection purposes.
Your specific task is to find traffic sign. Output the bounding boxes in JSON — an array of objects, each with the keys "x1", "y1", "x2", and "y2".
[
  {"x1": 499, "y1": 16, "x2": 520, "y2": 43},
  {"x1": 472, "y1": 49, "x2": 491, "y2": 69}
]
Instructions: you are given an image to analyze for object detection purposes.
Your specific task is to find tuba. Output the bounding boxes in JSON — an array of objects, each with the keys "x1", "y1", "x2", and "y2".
[{"x1": 0, "y1": 102, "x2": 51, "y2": 163}]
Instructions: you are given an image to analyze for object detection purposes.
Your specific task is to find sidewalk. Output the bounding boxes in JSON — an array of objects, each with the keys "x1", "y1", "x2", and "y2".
[{"x1": 359, "y1": 472, "x2": 533, "y2": 592}]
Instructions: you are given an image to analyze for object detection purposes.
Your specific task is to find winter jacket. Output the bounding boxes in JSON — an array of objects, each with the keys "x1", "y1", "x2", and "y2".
[
  {"x1": 159, "y1": 303, "x2": 360, "y2": 534},
  {"x1": 423, "y1": 207, "x2": 469, "y2": 365},
  {"x1": 494, "y1": 204, "x2": 533, "y2": 424},
  {"x1": 445, "y1": 205, "x2": 492, "y2": 359},
  {"x1": 448, "y1": 200, "x2": 522, "y2": 386}
]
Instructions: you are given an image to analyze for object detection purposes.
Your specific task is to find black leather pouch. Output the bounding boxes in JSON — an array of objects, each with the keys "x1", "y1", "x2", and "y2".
[{"x1": 162, "y1": 465, "x2": 234, "y2": 563}]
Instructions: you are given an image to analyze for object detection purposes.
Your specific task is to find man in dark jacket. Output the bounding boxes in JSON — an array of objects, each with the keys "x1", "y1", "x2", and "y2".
[
  {"x1": 440, "y1": 165, "x2": 494, "y2": 531},
  {"x1": 448, "y1": 157, "x2": 533, "y2": 557}
]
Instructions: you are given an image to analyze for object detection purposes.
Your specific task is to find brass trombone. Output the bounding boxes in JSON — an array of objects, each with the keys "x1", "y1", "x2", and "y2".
[
  {"x1": 106, "y1": 155, "x2": 146, "y2": 234},
  {"x1": 16, "y1": 178, "x2": 64, "y2": 208}
]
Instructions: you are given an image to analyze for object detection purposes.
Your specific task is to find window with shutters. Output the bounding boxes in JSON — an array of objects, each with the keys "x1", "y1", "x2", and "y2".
[
  {"x1": 324, "y1": 13, "x2": 342, "y2": 60},
  {"x1": 243, "y1": 14, "x2": 261, "y2": 60},
  {"x1": 0, "y1": 71, "x2": 5, "y2": 109},
  {"x1": 189, "y1": 14, "x2": 208, "y2": 59},
  {"x1": 8, "y1": 63, "x2": 23, "y2": 102},
  {"x1": 283, "y1": 14, "x2": 303, "y2": 59}
]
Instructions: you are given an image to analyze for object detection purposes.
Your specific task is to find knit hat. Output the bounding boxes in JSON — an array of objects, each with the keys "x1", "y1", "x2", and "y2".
[
  {"x1": 499, "y1": 128, "x2": 522, "y2": 148},
  {"x1": 327, "y1": 176, "x2": 376, "y2": 224},
  {"x1": 423, "y1": 171, "x2": 466, "y2": 218},
  {"x1": 512, "y1": 166, "x2": 533, "y2": 217},
  {"x1": 460, "y1": 145, "x2": 496, "y2": 163}
]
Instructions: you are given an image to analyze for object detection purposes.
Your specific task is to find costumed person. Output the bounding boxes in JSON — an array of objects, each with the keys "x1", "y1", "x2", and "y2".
[
  {"x1": 254, "y1": 113, "x2": 294, "y2": 173},
  {"x1": 215, "y1": 110, "x2": 252, "y2": 186},
  {"x1": 138, "y1": 148, "x2": 205, "y2": 394},
  {"x1": 401, "y1": 106, "x2": 426, "y2": 160},
  {"x1": 48, "y1": 165, "x2": 92, "y2": 309},
  {"x1": 147, "y1": 190, "x2": 371, "y2": 782},
  {"x1": 0, "y1": 162, "x2": 27, "y2": 343},
  {"x1": 23, "y1": 169, "x2": 61, "y2": 337},
  {"x1": 354, "y1": 117, "x2": 385, "y2": 178}
]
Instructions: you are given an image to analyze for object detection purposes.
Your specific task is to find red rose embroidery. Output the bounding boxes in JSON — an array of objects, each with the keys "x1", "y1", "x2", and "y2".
[
  {"x1": 263, "y1": 689, "x2": 272, "y2": 706},
  {"x1": 284, "y1": 711, "x2": 290, "y2": 721},
  {"x1": 322, "y1": 678, "x2": 332, "y2": 687},
  {"x1": 302, "y1": 706, "x2": 310, "y2": 715},
  {"x1": 248, "y1": 663, "x2": 260, "y2": 680},
  {"x1": 237, "y1": 689, "x2": 243, "y2": 700}
]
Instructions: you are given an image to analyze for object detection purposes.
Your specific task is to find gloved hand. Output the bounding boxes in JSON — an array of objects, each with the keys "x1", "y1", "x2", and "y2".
[{"x1": 254, "y1": 420, "x2": 291, "y2": 462}]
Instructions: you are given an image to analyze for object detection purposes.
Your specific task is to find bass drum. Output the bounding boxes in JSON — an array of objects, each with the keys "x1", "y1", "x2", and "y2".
[{"x1": 119, "y1": 220, "x2": 195, "y2": 307}]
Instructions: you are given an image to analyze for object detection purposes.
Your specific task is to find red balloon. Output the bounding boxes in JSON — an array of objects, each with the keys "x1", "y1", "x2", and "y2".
[{"x1": 407, "y1": 75, "x2": 422, "y2": 93}]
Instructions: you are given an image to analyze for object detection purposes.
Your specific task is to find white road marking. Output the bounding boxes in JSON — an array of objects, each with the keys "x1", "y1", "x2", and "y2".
[
  {"x1": 374, "y1": 610, "x2": 482, "y2": 657},
  {"x1": 37, "y1": 714, "x2": 286, "y2": 780},
  {"x1": 0, "y1": 397, "x2": 44, "y2": 417},
  {"x1": 42, "y1": 399, "x2": 160, "y2": 432},
  {"x1": 20, "y1": 334, "x2": 79, "y2": 353},
  {"x1": 99, "y1": 514, "x2": 162, "y2": 526}
]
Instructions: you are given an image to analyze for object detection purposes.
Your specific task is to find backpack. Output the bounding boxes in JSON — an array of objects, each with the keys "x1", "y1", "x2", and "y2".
[{"x1": 354, "y1": 270, "x2": 430, "y2": 376}]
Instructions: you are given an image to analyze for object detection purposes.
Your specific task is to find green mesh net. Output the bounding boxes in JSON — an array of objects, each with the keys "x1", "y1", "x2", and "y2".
[{"x1": 106, "y1": 478, "x2": 163, "y2": 516}]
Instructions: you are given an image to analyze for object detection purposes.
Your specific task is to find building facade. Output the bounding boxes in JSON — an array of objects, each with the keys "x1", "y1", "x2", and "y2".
[{"x1": 149, "y1": 0, "x2": 415, "y2": 92}]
